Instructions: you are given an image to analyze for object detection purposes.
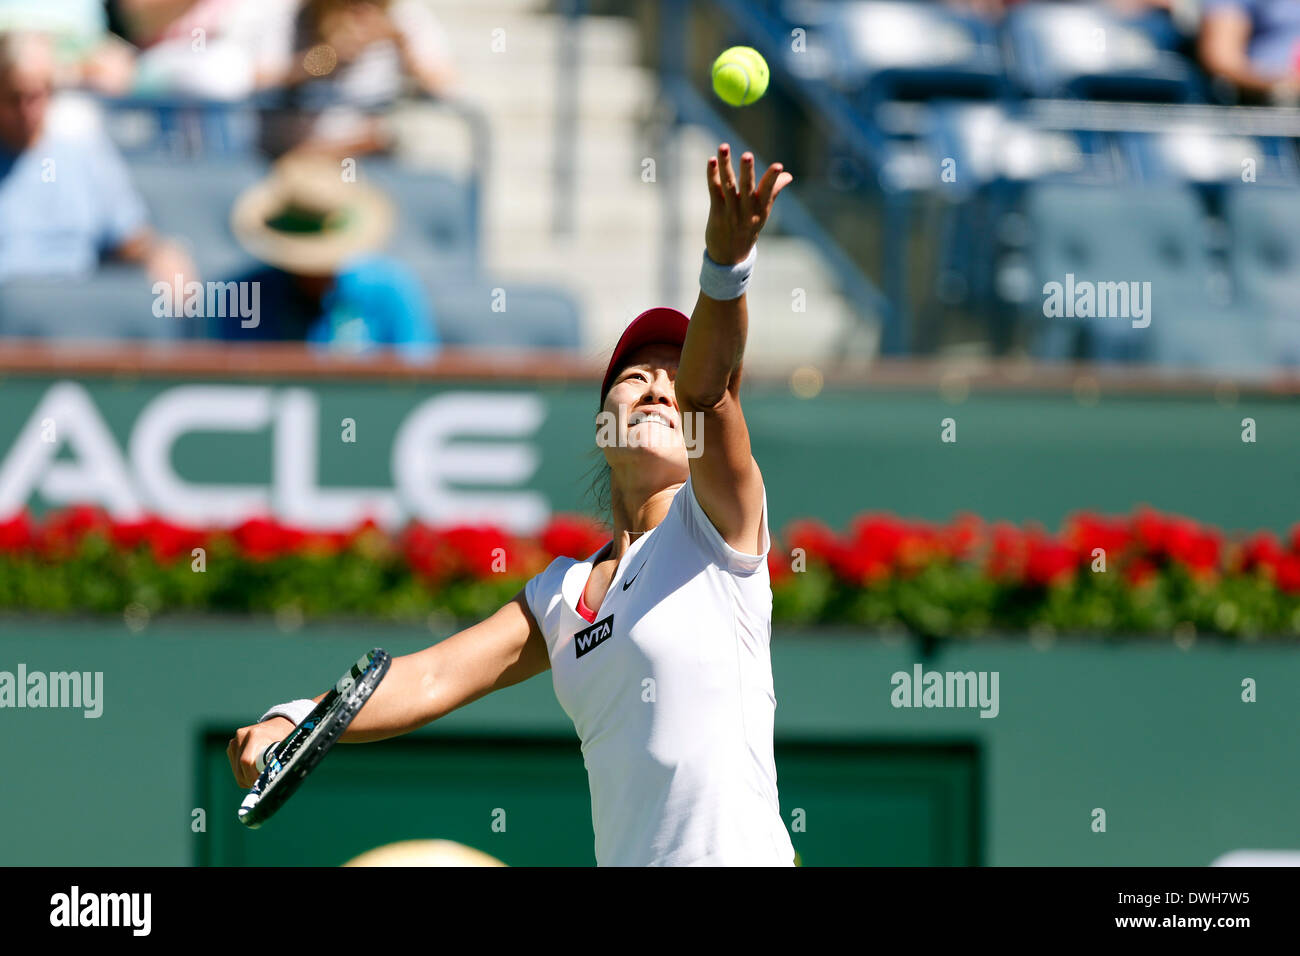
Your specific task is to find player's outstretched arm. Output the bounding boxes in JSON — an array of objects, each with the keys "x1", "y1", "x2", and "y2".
[
  {"x1": 344, "y1": 594, "x2": 549, "y2": 741},
  {"x1": 228, "y1": 594, "x2": 548, "y2": 787},
  {"x1": 676, "y1": 143, "x2": 792, "y2": 555}
]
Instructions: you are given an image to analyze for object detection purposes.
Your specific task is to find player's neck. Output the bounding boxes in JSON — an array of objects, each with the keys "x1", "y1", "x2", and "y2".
[{"x1": 606, "y1": 481, "x2": 682, "y2": 561}]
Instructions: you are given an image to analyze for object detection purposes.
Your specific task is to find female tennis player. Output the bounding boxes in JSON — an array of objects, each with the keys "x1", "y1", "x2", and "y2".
[{"x1": 230, "y1": 143, "x2": 795, "y2": 866}]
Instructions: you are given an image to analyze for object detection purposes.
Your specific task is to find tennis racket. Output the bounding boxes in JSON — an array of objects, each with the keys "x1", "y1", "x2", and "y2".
[{"x1": 238, "y1": 647, "x2": 391, "y2": 829}]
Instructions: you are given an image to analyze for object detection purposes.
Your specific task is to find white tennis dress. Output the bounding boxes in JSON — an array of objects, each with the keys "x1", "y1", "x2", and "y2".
[{"x1": 524, "y1": 478, "x2": 796, "y2": 866}]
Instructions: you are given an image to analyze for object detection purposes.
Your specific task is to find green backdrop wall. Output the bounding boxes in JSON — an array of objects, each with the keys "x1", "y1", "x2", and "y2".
[
  {"x1": 0, "y1": 619, "x2": 1293, "y2": 866},
  {"x1": 1, "y1": 375, "x2": 1295, "y2": 535}
]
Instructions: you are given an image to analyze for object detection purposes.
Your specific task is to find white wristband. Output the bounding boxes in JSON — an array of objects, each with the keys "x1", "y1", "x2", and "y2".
[
  {"x1": 258, "y1": 698, "x2": 317, "y2": 727},
  {"x1": 699, "y1": 245, "x2": 756, "y2": 300}
]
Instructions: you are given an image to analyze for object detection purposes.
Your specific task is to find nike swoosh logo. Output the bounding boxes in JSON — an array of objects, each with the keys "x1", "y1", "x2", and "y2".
[{"x1": 622, "y1": 564, "x2": 645, "y2": 590}]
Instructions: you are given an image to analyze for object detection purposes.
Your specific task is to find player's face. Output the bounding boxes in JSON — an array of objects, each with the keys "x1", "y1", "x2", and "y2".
[{"x1": 598, "y1": 343, "x2": 690, "y2": 478}]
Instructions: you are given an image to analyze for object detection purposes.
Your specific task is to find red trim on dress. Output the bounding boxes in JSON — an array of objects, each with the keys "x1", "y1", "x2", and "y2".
[{"x1": 576, "y1": 571, "x2": 597, "y2": 623}]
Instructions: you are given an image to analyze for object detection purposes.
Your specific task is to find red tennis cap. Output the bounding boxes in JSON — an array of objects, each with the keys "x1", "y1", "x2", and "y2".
[{"x1": 599, "y1": 306, "x2": 690, "y2": 403}]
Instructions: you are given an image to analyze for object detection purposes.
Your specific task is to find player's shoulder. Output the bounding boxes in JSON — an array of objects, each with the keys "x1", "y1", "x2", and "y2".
[
  {"x1": 550, "y1": 552, "x2": 588, "y2": 573},
  {"x1": 666, "y1": 475, "x2": 770, "y2": 576},
  {"x1": 523, "y1": 547, "x2": 605, "y2": 637},
  {"x1": 529, "y1": 554, "x2": 579, "y2": 590},
  {"x1": 525, "y1": 544, "x2": 604, "y2": 601}
]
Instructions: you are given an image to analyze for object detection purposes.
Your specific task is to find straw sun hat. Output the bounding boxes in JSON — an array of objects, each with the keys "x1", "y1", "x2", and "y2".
[{"x1": 230, "y1": 156, "x2": 395, "y2": 276}]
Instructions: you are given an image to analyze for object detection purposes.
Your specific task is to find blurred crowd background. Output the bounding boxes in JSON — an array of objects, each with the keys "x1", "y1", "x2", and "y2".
[{"x1": 1, "y1": 0, "x2": 1299, "y2": 372}]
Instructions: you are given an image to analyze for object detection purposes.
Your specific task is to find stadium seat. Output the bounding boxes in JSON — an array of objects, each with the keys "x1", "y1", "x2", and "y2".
[
  {"x1": 1003, "y1": 3, "x2": 1197, "y2": 102},
  {"x1": 1023, "y1": 183, "x2": 1262, "y2": 367},
  {"x1": 924, "y1": 105, "x2": 1119, "y2": 330},
  {"x1": 353, "y1": 159, "x2": 478, "y2": 273},
  {"x1": 1223, "y1": 187, "x2": 1300, "y2": 365},
  {"x1": 423, "y1": 277, "x2": 582, "y2": 350},
  {"x1": 0, "y1": 266, "x2": 200, "y2": 341},
  {"x1": 780, "y1": 0, "x2": 1004, "y2": 106},
  {"x1": 128, "y1": 155, "x2": 270, "y2": 281},
  {"x1": 927, "y1": 103, "x2": 1103, "y2": 190},
  {"x1": 1121, "y1": 129, "x2": 1295, "y2": 185}
]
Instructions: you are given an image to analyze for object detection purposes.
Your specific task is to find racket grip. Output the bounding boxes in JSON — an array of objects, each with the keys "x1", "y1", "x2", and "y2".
[{"x1": 255, "y1": 742, "x2": 281, "y2": 773}]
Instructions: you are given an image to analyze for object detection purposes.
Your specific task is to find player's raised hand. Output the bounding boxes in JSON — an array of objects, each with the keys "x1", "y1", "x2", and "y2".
[{"x1": 704, "y1": 143, "x2": 793, "y2": 266}]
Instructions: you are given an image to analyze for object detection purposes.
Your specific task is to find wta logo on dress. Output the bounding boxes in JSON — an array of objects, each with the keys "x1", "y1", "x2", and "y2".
[{"x1": 574, "y1": 615, "x2": 615, "y2": 659}]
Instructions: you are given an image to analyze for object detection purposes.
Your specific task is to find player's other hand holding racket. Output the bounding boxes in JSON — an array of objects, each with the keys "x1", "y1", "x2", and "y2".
[
  {"x1": 226, "y1": 594, "x2": 552, "y2": 826},
  {"x1": 228, "y1": 716, "x2": 295, "y2": 789}
]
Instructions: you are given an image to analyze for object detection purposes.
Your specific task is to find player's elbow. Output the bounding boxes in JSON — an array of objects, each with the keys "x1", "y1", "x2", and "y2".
[
  {"x1": 415, "y1": 663, "x2": 449, "y2": 725},
  {"x1": 676, "y1": 380, "x2": 733, "y2": 415}
]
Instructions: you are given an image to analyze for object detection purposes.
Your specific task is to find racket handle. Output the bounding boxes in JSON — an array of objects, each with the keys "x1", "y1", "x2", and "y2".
[{"x1": 255, "y1": 742, "x2": 281, "y2": 773}]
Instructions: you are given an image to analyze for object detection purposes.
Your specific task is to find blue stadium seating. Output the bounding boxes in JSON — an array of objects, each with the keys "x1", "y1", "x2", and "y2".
[
  {"x1": 1224, "y1": 186, "x2": 1300, "y2": 365},
  {"x1": 1120, "y1": 129, "x2": 1299, "y2": 187},
  {"x1": 421, "y1": 277, "x2": 582, "y2": 350},
  {"x1": 127, "y1": 154, "x2": 478, "y2": 280},
  {"x1": 353, "y1": 158, "x2": 478, "y2": 274},
  {"x1": 926, "y1": 102, "x2": 1124, "y2": 192},
  {"x1": 1003, "y1": 3, "x2": 1197, "y2": 103},
  {"x1": 0, "y1": 95, "x2": 589, "y2": 351},
  {"x1": 781, "y1": 0, "x2": 1005, "y2": 109},
  {"x1": 129, "y1": 155, "x2": 269, "y2": 281},
  {"x1": 1023, "y1": 183, "x2": 1265, "y2": 368},
  {"x1": 101, "y1": 96, "x2": 260, "y2": 158},
  {"x1": 923, "y1": 103, "x2": 1124, "y2": 334},
  {"x1": 0, "y1": 266, "x2": 200, "y2": 341},
  {"x1": 705, "y1": 0, "x2": 1300, "y2": 369}
]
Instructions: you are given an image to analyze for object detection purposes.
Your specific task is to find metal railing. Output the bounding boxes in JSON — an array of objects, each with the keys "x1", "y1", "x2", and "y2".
[{"x1": 554, "y1": 0, "x2": 587, "y2": 236}]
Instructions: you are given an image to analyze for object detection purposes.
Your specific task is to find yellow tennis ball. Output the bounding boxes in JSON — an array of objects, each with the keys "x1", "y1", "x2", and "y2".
[{"x1": 711, "y1": 46, "x2": 769, "y2": 107}]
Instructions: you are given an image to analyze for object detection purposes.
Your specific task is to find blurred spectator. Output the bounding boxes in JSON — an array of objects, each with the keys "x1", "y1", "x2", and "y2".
[
  {"x1": 1199, "y1": 0, "x2": 1300, "y2": 102},
  {"x1": 0, "y1": 0, "x2": 134, "y2": 92},
  {"x1": 259, "y1": 0, "x2": 457, "y2": 157},
  {"x1": 0, "y1": 31, "x2": 193, "y2": 283},
  {"x1": 226, "y1": 154, "x2": 439, "y2": 357},
  {"x1": 109, "y1": 0, "x2": 298, "y2": 99}
]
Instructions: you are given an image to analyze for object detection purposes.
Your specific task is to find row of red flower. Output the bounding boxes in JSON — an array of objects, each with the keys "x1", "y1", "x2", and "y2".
[
  {"x1": 774, "y1": 510, "x2": 1300, "y2": 592},
  {"x1": 2, "y1": 505, "x2": 1299, "y2": 592},
  {"x1": 0, "y1": 506, "x2": 611, "y2": 581}
]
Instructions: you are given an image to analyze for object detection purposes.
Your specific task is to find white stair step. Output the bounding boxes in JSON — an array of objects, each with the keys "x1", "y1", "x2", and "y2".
[
  {"x1": 387, "y1": 0, "x2": 868, "y2": 367},
  {"x1": 458, "y1": 69, "x2": 656, "y2": 122},
  {"x1": 439, "y1": 14, "x2": 640, "y2": 68}
]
